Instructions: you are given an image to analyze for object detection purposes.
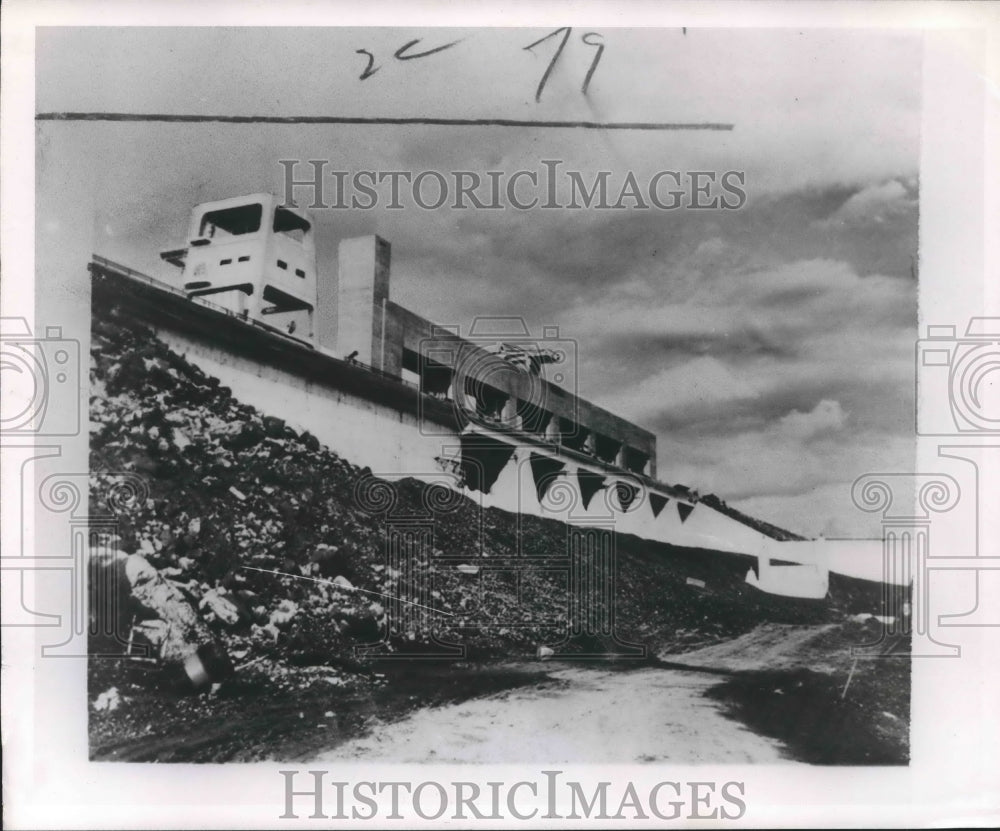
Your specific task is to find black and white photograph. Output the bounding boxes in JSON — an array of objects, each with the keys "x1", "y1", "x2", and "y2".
[{"x1": 3, "y1": 2, "x2": 999, "y2": 828}]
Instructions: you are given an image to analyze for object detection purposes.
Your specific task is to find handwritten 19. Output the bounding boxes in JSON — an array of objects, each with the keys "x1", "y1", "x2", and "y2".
[{"x1": 355, "y1": 29, "x2": 605, "y2": 102}]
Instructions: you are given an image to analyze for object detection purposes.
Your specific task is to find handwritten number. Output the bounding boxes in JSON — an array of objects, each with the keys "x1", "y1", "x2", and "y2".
[
  {"x1": 580, "y1": 32, "x2": 604, "y2": 95},
  {"x1": 524, "y1": 29, "x2": 605, "y2": 102},
  {"x1": 358, "y1": 32, "x2": 604, "y2": 97},
  {"x1": 356, "y1": 49, "x2": 379, "y2": 80},
  {"x1": 358, "y1": 38, "x2": 462, "y2": 82},
  {"x1": 394, "y1": 38, "x2": 462, "y2": 61},
  {"x1": 523, "y1": 27, "x2": 572, "y2": 103}
]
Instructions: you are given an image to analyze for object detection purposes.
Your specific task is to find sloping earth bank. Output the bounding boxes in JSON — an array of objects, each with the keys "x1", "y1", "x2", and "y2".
[{"x1": 88, "y1": 302, "x2": 907, "y2": 762}]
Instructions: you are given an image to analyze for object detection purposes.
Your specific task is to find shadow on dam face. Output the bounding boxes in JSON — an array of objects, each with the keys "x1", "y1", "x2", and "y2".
[{"x1": 459, "y1": 433, "x2": 516, "y2": 494}]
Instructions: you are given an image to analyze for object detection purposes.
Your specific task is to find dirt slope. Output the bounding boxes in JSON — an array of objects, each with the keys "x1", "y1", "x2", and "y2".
[{"x1": 87, "y1": 301, "x2": 905, "y2": 762}]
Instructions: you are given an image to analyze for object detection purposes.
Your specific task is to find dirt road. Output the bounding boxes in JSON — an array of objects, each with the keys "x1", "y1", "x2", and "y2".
[
  {"x1": 313, "y1": 663, "x2": 802, "y2": 764},
  {"x1": 91, "y1": 623, "x2": 905, "y2": 764}
]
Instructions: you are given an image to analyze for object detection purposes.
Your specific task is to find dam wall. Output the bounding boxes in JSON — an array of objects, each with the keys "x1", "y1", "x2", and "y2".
[
  {"x1": 150, "y1": 323, "x2": 777, "y2": 559},
  {"x1": 91, "y1": 255, "x2": 891, "y2": 597},
  {"x1": 91, "y1": 259, "x2": 776, "y2": 555}
]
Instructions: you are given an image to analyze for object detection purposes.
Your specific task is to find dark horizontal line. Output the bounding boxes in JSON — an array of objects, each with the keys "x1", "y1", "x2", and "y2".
[{"x1": 36, "y1": 112, "x2": 734, "y2": 131}]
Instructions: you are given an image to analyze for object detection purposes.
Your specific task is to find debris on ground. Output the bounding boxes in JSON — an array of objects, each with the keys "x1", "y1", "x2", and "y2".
[{"x1": 93, "y1": 687, "x2": 122, "y2": 712}]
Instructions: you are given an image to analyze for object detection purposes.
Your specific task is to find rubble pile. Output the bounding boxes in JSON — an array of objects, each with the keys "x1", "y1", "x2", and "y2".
[{"x1": 89, "y1": 304, "x2": 884, "y2": 700}]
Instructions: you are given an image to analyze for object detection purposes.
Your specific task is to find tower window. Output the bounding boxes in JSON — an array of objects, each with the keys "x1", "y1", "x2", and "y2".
[
  {"x1": 199, "y1": 203, "x2": 263, "y2": 239},
  {"x1": 274, "y1": 207, "x2": 311, "y2": 243}
]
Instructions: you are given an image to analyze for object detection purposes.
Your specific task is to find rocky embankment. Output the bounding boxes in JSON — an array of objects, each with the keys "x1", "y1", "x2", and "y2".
[{"x1": 88, "y1": 302, "x2": 900, "y2": 761}]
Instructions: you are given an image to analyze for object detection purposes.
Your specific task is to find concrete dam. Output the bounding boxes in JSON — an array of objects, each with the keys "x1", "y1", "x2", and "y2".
[{"x1": 90, "y1": 192, "x2": 891, "y2": 602}]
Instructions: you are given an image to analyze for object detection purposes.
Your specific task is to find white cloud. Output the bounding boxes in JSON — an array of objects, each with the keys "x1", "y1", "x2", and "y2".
[
  {"x1": 733, "y1": 483, "x2": 886, "y2": 540},
  {"x1": 557, "y1": 250, "x2": 915, "y2": 536},
  {"x1": 777, "y1": 399, "x2": 847, "y2": 441},
  {"x1": 816, "y1": 179, "x2": 917, "y2": 228},
  {"x1": 614, "y1": 356, "x2": 759, "y2": 422}
]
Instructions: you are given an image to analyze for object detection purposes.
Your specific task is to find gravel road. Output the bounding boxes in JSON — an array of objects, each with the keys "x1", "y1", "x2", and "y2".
[{"x1": 314, "y1": 663, "x2": 802, "y2": 764}]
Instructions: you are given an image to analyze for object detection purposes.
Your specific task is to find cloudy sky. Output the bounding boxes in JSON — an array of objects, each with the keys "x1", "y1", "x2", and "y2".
[{"x1": 37, "y1": 27, "x2": 922, "y2": 537}]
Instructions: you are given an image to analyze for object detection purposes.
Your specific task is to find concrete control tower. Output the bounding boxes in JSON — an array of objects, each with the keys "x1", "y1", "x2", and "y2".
[{"x1": 161, "y1": 194, "x2": 318, "y2": 341}]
